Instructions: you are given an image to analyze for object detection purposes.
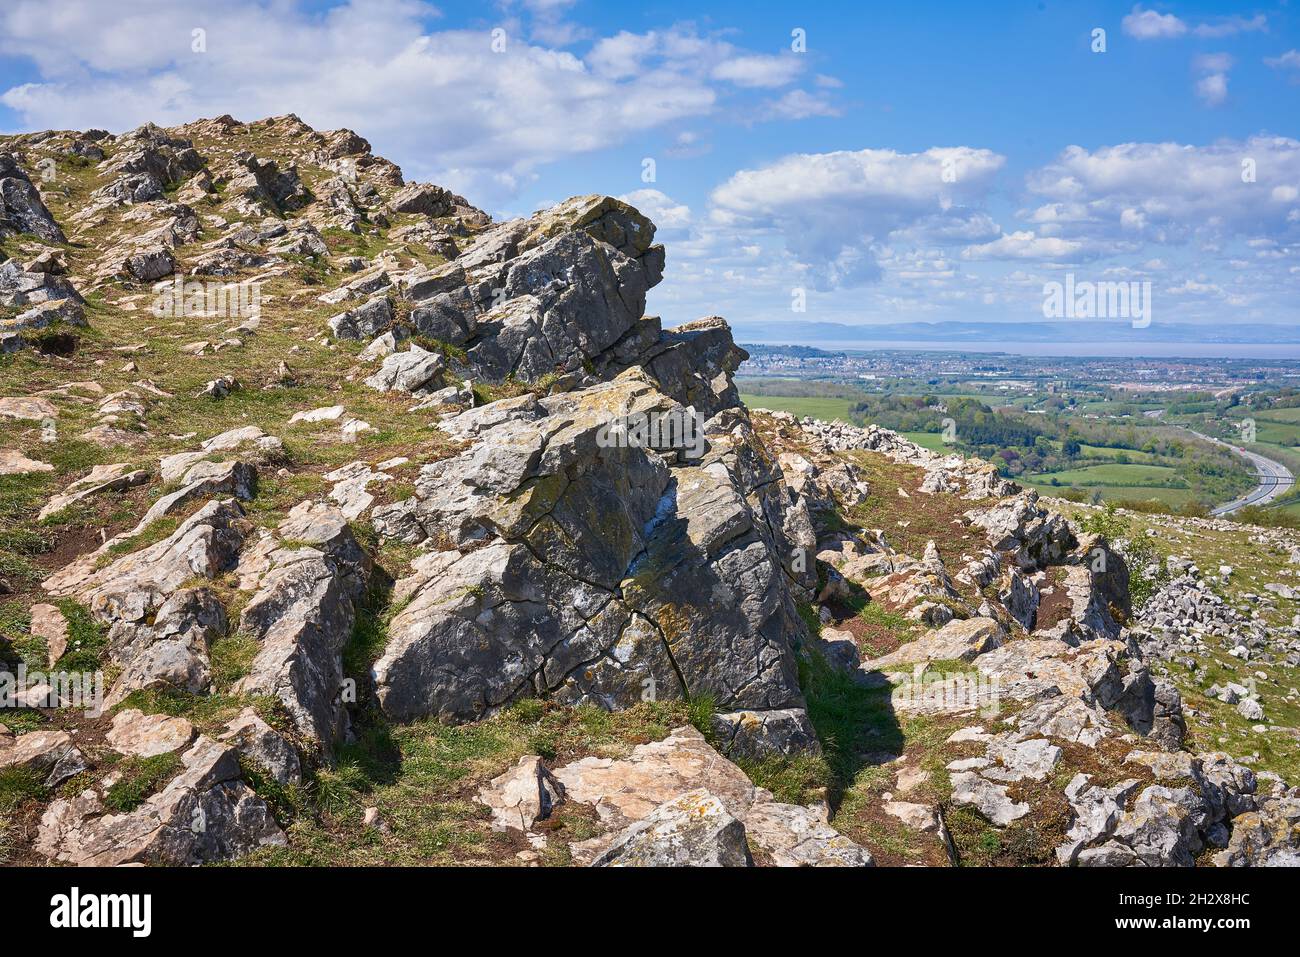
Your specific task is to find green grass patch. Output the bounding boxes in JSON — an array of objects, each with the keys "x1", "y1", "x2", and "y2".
[
  {"x1": 0, "y1": 766, "x2": 47, "y2": 813},
  {"x1": 103, "y1": 752, "x2": 184, "y2": 812},
  {"x1": 739, "y1": 394, "x2": 856, "y2": 423}
]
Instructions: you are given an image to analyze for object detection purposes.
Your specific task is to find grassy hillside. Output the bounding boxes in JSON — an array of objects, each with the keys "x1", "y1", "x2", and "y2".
[{"x1": 739, "y1": 394, "x2": 855, "y2": 423}]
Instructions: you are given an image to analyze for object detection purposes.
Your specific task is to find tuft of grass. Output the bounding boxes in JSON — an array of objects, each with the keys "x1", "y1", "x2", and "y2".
[
  {"x1": 209, "y1": 634, "x2": 260, "y2": 690},
  {"x1": 0, "y1": 766, "x2": 47, "y2": 813},
  {"x1": 686, "y1": 692, "x2": 717, "y2": 742},
  {"x1": 103, "y1": 516, "x2": 181, "y2": 558},
  {"x1": 103, "y1": 752, "x2": 184, "y2": 812},
  {"x1": 50, "y1": 598, "x2": 106, "y2": 672}
]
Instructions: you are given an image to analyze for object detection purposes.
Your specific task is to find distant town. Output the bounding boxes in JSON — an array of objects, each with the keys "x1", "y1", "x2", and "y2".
[{"x1": 737, "y1": 344, "x2": 1300, "y2": 520}]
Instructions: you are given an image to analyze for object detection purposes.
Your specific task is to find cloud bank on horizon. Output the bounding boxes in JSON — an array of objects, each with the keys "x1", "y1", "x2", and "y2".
[{"x1": 1, "y1": 0, "x2": 1298, "y2": 335}]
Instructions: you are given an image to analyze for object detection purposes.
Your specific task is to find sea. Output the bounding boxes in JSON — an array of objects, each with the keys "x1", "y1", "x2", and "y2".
[{"x1": 804, "y1": 340, "x2": 1300, "y2": 361}]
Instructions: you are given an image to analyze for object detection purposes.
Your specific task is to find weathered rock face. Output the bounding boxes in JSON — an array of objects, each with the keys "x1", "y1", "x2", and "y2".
[
  {"x1": 865, "y1": 616, "x2": 1005, "y2": 669},
  {"x1": 38, "y1": 463, "x2": 150, "y2": 521},
  {"x1": 42, "y1": 497, "x2": 249, "y2": 706},
  {"x1": 220, "y1": 150, "x2": 310, "y2": 215},
  {"x1": 364, "y1": 344, "x2": 445, "y2": 394},
  {"x1": 46, "y1": 498, "x2": 249, "y2": 607},
  {"x1": 105, "y1": 708, "x2": 196, "y2": 757},
  {"x1": 219, "y1": 708, "x2": 303, "y2": 785},
  {"x1": 0, "y1": 256, "x2": 83, "y2": 309},
  {"x1": 1064, "y1": 750, "x2": 1258, "y2": 867},
  {"x1": 593, "y1": 789, "x2": 754, "y2": 867},
  {"x1": 543, "y1": 726, "x2": 873, "y2": 866},
  {"x1": 477, "y1": 756, "x2": 565, "y2": 834},
  {"x1": 0, "y1": 729, "x2": 87, "y2": 788},
  {"x1": 1213, "y1": 796, "x2": 1300, "y2": 866},
  {"x1": 966, "y1": 490, "x2": 1076, "y2": 570},
  {"x1": 371, "y1": 369, "x2": 817, "y2": 756},
  {"x1": 90, "y1": 124, "x2": 205, "y2": 208},
  {"x1": 0, "y1": 152, "x2": 66, "y2": 243},
  {"x1": 389, "y1": 182, "x2": 452, "y2": 217},
  {"x1": 13, "y1": 112, "x2": 1288, "y2": 871},
  {"x1": 36, "y1": 735, "x2": 285, "y2": 866},
  {"x1": 393, "y1": 195, "x2": 666, "y2": 383},
  {"x1": 233, "y1": 502, "x2": 371, "y2": 751},
  {"x1": 329, "y1": 295, "x2": 393, "y2": 341}
]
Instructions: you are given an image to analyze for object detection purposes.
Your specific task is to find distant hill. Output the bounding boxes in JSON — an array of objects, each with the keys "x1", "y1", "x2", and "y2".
[{"x1": 732, "y1": 319, "x2": 1300, "y2": 346}]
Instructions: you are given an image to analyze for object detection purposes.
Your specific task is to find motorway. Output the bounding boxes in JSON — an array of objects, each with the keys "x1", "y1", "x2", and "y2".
[{"x1": 1179, "y1": 428, "x2": 1296, "y2": 516}]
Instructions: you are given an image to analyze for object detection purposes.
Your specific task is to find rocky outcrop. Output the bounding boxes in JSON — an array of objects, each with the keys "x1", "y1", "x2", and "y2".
[
  {"x1": 478, "y1": 726, "x2": 872, "y2": 866},
  {"x1": 0, "y1": 729, "x2": 88, "y2": 788},
  {"x1": 1213, "y1": 796, "x2": 1300, "y2": 866},
  {"x1": 35, "y1": 735, "x2": 284, "y2": 866},
  {"x1": 371, "y1": 370, "x2": 816, "y2": 757},
  {"x1": 42, "y1": 500, "x2": 248, "y2": 704},
  {"x1": 392, "y1": 195, "x2": 665, "y2": 384},
  {"x1": 593, "y1": 789, "x2": 753, "y2": 867},
  {"x1": 477, "y1": 756, "x2": 565, "y2": 835},
  {"x1": 0, "y1": 152, "x2": 65, "y2": 243},
  {"x1": 1062, "y1": 750, "x2": 1258, "y2": 867},
  {"x1": 90, "y1": 124, "x2": 205, "y2": 207},
  {"x1": 219, "y1": 708, "x2": 303, "y2": 786},
  {"x1": 7, "y1": 113, "x2": 1293, "y2": 871},
  {"x1": 0, "y1": 257, "x2": 83, "y2": 310},
  {"x1": 364, "y1": 344, "x2": 446, "y2": 395},
  {"x1": 219, "y1": 151, "x2": 310, "y2": 215},
  {"x1": 966, "y1": 490, "x2": 1076, "y2": 570},
  {"x1": 105, "y1": 709, "x2": 196, "y2": 757},
  {"x1": 864, "y1": 616, "x2": 1005, "y2": 669},
  {"x1": 38, "y1": 463, "x2": 150, "y2": 521},
  {"x1": 233, "y1": 502, "x2": 371, "y2": 751}
]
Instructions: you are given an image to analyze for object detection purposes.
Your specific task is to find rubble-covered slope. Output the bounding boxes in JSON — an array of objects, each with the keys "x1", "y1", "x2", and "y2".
[{"x1": 0, "y1": 116, "x2": 1295, "y2": 867}]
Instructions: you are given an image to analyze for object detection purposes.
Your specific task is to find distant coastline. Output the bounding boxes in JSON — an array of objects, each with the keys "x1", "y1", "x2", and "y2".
[{"x1": 729, "y1": 321, "x2": 1300, "y2": 361}]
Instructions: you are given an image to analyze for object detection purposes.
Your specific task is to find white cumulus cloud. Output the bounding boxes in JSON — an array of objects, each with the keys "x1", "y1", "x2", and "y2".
[{"x1": 707, "y1": 146, "x2": 1006, "y2": 289}]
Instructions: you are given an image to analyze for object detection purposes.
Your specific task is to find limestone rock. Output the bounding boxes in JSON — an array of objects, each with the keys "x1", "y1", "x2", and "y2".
[
  {"x1": 0, "y1": 152, "x2": 65, "y2": 242},
  {"x1": 865, "y1": 617, "x2": 1005, "y2": 669},
  {"x1": 0, "y1": 729, "x2": 86, "y2": 787},
  {"x1": 105, "y1": 709, "x2": 196, "y2": 757},
  {"x1": 0, "y1": 449, "x2": 54, "y2": 475},
  {"x1": 371, "y1": 374, "x2": 814, "y2": 756},
  {"x1": 218, "y1": 708, "x2": 302, "y2": 785},
  {"x1": 35, "y1": 735, "x2": 285, "y2": 866},
  {"x1": 233, "y1": 501, "x2": 371, "y2": 750},
  {"x1": 549, "y1": 726, "x2": 871, "y2": 866},
  {"x1": 29, "y1": 602, "x2": 70, "y2": 667},
  {"x1": 1212, "y1": 798, "x2": 1300, "y2": 866},
  {"x1": 592, "y1": 789, "x2": 753, "y2": 867},
  {"x1": 38, "y1": 463, "x2": 150, "y2": 521},
  {"x1": 477, "y1": 755, "x2": 565, "y2": 833},
  {"x1": 364, "y1": 344, "x2": 445, "y2": 394}
]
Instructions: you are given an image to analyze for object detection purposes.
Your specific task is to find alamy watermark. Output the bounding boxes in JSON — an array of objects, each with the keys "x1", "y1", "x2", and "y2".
[
  {"x1": 890, "y1": 665, "x2": 1001, "y2": 717},
  {"x1": 1, "y1": 665, "x2": 104, "y2": 717},
  {"x1": 1042, "y1": 272, "x2": 1151, "y2": 328},
  {"x1": 151, "y1": 278, "x2": 261, "y2": 320},
  {"x1": 595, "y1": 406, "x2": 705, "y2": 460}
]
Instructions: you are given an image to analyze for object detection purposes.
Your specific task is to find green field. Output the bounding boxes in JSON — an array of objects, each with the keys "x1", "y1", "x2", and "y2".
[
  {"x1": 1250, "y1": 419, "x2": 1300, "y2": 445},
  {"x1": 1074, "y1": 400, "x2": 1163, "y2": 415},
  {"x1": 1255, "y1": 440, "x2": 1300, "y2": 474},
  {"x1": 1276, "y1": 500, "x2": 1300, "y2": 519},
  {"x1": 1027, "y1": 463, "x2": 1183, "y2": 487},
  {"x1": 900, "y1": 431, "x2": 951, "y2": 452},
  {"x1": 739, "y1": 394, "x2": 855, "y2": 423},
  {"x1": 1025, "y1": 481, "x2": 1199, "y2": 506},
  {"x1": 1077, "y1": 443, "x2": 1159, "y2": 464}
]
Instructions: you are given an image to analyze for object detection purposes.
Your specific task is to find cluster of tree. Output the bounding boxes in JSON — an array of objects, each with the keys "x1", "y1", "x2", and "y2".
[
  {"x1": 739, "y1": 345, "x2": 845, "y2": 359},
  {"x1": 850, "y1": 391, "x2": 1255, "y2": 502}
]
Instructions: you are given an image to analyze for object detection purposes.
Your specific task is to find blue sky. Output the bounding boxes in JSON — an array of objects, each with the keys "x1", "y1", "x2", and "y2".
[{"x1": 2, "y1": 0, "x2": 1298, "y2": 338}]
